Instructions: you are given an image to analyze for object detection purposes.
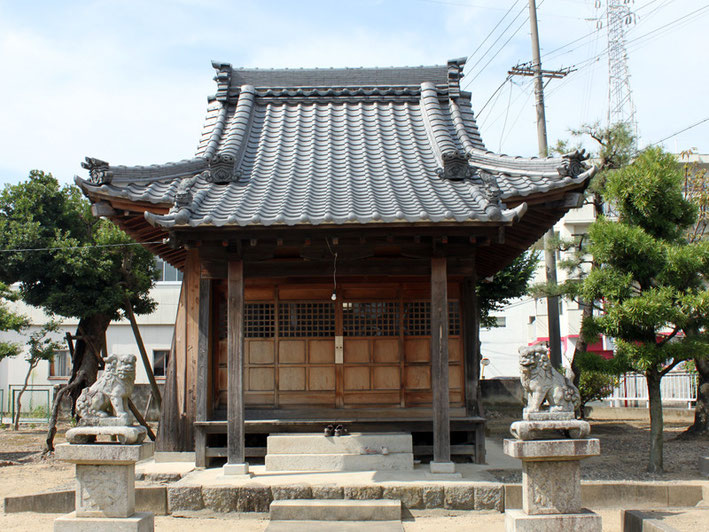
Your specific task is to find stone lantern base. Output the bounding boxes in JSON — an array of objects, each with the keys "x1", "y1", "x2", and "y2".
[{"x1": 54, "y1": 441, "x2": 154, "y2": 532}]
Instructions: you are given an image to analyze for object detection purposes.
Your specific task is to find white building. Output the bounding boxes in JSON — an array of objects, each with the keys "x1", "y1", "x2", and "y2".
[{"x1": 0, "y1": 260, "x2": 180, "y2": 416}]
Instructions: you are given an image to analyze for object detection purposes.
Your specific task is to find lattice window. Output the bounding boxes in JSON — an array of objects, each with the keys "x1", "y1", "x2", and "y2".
[
  {"x1": 217, "y1": 302, "x2": 276, "y2": 339},
  {"x1": 404, "y1": 301, "x2": 461, "y2": 336},
  {"x1": 448, "y1": 300, "x2": 461, "y2": 336},
  {"x1": 245, "y1": 303, "x2": 275, "y2": 338},
  {"x1": 343, "y1": 301, "x2": 399, "y2": 337},
  {"x1": 278, "y1": 302, "x2": 335, "y2": 337}
]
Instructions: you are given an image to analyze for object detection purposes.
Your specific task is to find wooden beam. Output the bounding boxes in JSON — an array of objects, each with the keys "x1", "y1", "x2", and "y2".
[
  {"x1": 195, "y1": 278, "x2": 211, "y2": 468},
  {"x1": 124, "y1": 297, "x2": 162, "y2": 411},
  {"x1": 431, "y1": 256, "x2": 451, "y2": 466},
  {"x1": 227, "y1": 260, "x2": 246, "y2": 465}
]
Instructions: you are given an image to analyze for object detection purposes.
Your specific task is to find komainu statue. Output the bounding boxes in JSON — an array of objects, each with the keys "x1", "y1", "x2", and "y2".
[
  {"x1": 519, "y1": 345, "x2": 580, "y2": 414},
  {"x1": 76, "y1": 353, "x2": 136, "y2": 426}
]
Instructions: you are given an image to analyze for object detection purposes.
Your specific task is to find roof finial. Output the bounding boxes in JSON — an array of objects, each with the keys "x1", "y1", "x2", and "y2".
[{"x1": 81, "y1": 157, "x2": 113, "y2": 185}]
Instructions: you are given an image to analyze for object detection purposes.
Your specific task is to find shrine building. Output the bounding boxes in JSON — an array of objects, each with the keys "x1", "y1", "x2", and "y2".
[{"x1": 76, "y1": 58, "x2": 594, "y2": 472}]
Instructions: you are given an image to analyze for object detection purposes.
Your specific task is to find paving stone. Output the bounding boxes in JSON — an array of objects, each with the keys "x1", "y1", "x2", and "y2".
[
  {"x1": 422, "y1": 486, "x2": 444, "y2": 509},
  {"x1": 311, "y1": 486, "x2": 344, "y2": 499},
  {"x1": 272, "y1": 485, "x2": 313, "y2": 500},
  {"x1": 444, "y1": 485, "x2": 474, "y2": 510},
  {"x1": 344, "y1": 486, "x2": 383, "y2": 500},
  {"x1": 382, "y1": 486, "x2": 423, "y2": 509},
  {"x1": 237, "y1": 486, "x2": 273, "y2": 512},
  {"x1": 167, "y1": 486, "x2": 203, "y2": 512},
  {"x1": 202, "y1": 487, "x2": 239, "y2": 512},
  {"x1": 474, "y1": 484, "x2": 503, "y2": 512}
]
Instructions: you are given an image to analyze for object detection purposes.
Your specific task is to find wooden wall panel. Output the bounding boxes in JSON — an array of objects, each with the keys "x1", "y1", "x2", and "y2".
[
  {"x1": 449, "y1": 339, "x2": 462, "y2": 362},
  {"x1": 245, "y1": 286, "x2": 275, "y2": 300},
  {"x1": 449, "y1": 365, "x2": 463, "y2": 390},
  {"x1": 279, "y1": 367, "x2": 306, "y2": 390},
  {"x1": 373, "y1": 339, "x2": 400, "y2": 363},
  {"x1": 344, "y1": 366, "x2": 370, "y2": 390},
  {"x1": 248, "y1": 340, "x2": 274, "y2": 364},
  {"x1": 309, "y1": 340, "x2": 335, "y2": 363},
  {"x1": 344, "y1": 340, "x2": 369, "y2": 363},
  {"x1": 309, "y1": 367, "x2": 336, "y2": 391},
  {"x1": 373, "y1": 366, "x2": 400, "y2": 390},
  {"x1": 405, "y1": 366, "x2": 431, "y2": 390},
  {"x1": 279, "y1": 286, "x2": 333, "y2": 300},
  {"x1": 405, "y1": 339, "x2": 430, "y2": 363},
  {"x1": 342, "y1": 285, "x2": 398, "y2": 299},
  {"x1": 279, "y1": 340, "x2": 306, "y2": 364},
  {"x1": 249, "y1": 368, "x2": 275, "y2": 391}
]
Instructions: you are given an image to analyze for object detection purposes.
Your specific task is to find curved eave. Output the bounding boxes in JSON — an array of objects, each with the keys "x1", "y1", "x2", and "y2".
[
  {"x1": 144, "y1": 202, "x2": 528, "y2": 231},
  {"x1": 75, "y1": 176, "x2": 174, "y2": 212}
]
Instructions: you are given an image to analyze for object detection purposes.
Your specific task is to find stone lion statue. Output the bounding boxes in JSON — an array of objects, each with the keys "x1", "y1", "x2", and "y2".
[
  {"x1": 519, "y1": 345, "x2": 580, "y2": 413},
  {"x1": 76, "y1": 353, "x2": 136, "y2": 426}
]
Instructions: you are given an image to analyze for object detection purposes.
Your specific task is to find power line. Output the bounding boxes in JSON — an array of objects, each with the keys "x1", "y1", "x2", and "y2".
[
  {"x1": 0, "y1": 241, "x2": 164, "y2": 253},
  {"x1": 463, "y1": 1, "x2": 529, "y2": 86},
  {"x1": 650, "y1": 117, "x2": 709, "y2": 146},
  {"x1": 466, "y1": 0, "x2": 521, "y2": 63}
]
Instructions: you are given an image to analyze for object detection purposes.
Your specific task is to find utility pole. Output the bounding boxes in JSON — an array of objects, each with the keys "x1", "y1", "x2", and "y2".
[{"x1": 508, "y1": 0, "x2": 571, "y2": 368}]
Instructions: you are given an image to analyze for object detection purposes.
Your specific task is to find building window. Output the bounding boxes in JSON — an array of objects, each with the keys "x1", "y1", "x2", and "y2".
[
  {"x1": 155, "y1": 259, "x2": 183, "y2": 283},
  {"x1": 50, "y1": 350, "x2": 71, "y2": 378},
  {"x1": 493, "y1": 316, "x2": 507, "y2": 328},
  {"x1": 153, "y1": 349, "x2": 170, "y2": 377},
  {"x1": 343, "y1": 302, "x2": 399, "y2": 337},
  {"x1": 403, "y1": 301, "x2": 461, "y2": 336}
]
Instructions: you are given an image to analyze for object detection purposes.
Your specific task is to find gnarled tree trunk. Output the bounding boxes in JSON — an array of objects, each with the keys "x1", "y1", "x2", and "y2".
[
  {"x1": 44, "y1": 313, "x2": 111, "y2": 453},
  {"x1": 646, "y1": 369, "x2": 664, "y2": 473},
  {"x1": 686, "y1": 357, "x2": 709, "y2": 435}
]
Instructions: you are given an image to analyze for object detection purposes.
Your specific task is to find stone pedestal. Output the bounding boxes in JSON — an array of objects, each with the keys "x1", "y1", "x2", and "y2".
[
  {"x1": 54, "y1": 442, "x2": 154, "y2": 531},
  {"x1": 504, "y1": 438, "x2": 602, "y2": 532}
]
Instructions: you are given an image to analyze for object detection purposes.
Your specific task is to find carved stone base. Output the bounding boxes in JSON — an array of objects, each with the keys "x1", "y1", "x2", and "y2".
[
  {"x1": 505, "y1": 509, "x2": 601, "y2": 532},
  {"x1": 54, "y1": 511, "x2": 153, "y2": 532},
  {"x1": 510, "y1": 420, "x2": 590, "y2": 440},
  {"x1": 66, "y1": 426, "x2": 147, "y2": 445}
]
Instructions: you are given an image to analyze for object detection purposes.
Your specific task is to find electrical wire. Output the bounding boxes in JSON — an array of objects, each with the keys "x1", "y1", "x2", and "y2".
[
  {"x1": 466, "y1": 0, "x2": 521, "y2": 63},
  {"x1": 650, "y1": 117, "x2": 709, "y2": 146},
  {"x1": 463, "y1": 2, "x2": 529, "y2": 88}
]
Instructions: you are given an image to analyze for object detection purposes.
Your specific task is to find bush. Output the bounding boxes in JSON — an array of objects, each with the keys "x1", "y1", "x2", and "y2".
[{"x1": 579, "y1": 370, "x2": 618, "y2": 413}]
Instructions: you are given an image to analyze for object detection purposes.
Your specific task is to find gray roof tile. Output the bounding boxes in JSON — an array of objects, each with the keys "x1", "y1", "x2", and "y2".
[{"x1": 77, "y1": 58, "x2": 594, "y2": 229}]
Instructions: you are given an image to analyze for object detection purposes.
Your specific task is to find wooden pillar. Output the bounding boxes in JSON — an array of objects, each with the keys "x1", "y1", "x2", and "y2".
[
  {"x1": 431, "y1": 256, "x2": 453, "y2": 472},
  {"x1": 195, "y1": 278, "x2": 211, "y2": 468},
  {"x1": 225, "y1": 259, "x2": 247, "y2": 474},
  {"x1": 462, "y1": 269, "x2": 481, "y2": 417},
  {"x1": 462, "y1": 265, "x2": 486, "y2": 464}
]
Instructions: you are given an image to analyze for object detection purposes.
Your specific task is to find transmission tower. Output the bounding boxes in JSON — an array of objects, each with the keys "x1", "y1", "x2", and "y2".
[{"x1": 605, "y1": 0, "x2": 638, "y2": 139}]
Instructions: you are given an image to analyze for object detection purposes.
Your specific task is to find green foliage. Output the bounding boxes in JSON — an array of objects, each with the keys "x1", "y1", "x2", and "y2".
[
  {"x1": 26, "y1": 321, "x2": 63, "y2": 366},
  {"x1": 0, "y1": 282, "x2": 29, "y2": 360},
  {"x1": 578, "y1": 369, "x2": 618, "y2": 410},
  {"x1": 478, "y1": 251, "x2": 539, "y2": 328},
  {"x1": 0, "y1": 171, "x2": 157, "y2": 321},
  {"x1": 582, "y1": 146, "x2": 709, "y2": 377}
]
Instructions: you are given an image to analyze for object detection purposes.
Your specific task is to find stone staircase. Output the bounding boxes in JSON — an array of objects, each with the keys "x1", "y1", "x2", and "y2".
[{"x1": 266, "y1": 499, "x2": 403, "y2": 531}]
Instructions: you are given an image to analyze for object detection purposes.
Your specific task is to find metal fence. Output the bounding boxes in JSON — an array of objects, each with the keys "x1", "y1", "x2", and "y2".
[
  {"x1": 605, "y1": 372, "x2": 698, "y2": 408},
  {"x1": 9, "y1": 385, "x2": 54, "y2": 423}
]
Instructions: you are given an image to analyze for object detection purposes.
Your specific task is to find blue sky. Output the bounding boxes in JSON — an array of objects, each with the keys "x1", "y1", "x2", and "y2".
[{"x1": 1, "y1": 0, "x2": 707, "y2": 184}]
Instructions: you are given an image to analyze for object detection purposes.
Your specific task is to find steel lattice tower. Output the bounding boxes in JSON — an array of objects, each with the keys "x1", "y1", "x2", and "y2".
[{"x1": 606, "y1": 0, "x2": 638, "y2": 138}]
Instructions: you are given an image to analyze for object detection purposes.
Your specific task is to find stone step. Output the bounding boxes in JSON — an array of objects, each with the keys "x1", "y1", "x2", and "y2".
[
  {"x1": 269, "y1": 499, "x2": 401, "y2": 521},
  {"x1": 266, "y1": 521, "x2": 403, "y2": 532},
  {"x1": 267, "y1": 432, "x2": 413, "y2": 454},
  {"x1": 265, "y1": 452, "x2": 414, "y2": 472}
]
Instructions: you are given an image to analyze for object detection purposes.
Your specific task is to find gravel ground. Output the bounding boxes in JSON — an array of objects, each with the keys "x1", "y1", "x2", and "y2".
[{"x1": 486, "y1": 419, "x2": 709, "y2": 483}]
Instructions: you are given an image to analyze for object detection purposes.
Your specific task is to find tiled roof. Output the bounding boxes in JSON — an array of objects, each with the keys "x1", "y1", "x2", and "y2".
[{"x1": 76, "y1": 58, "x2": 594, "y2": 230}]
